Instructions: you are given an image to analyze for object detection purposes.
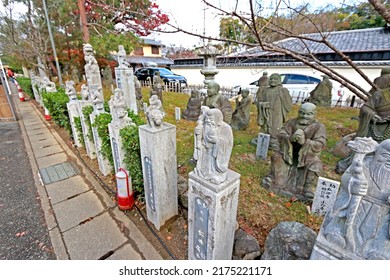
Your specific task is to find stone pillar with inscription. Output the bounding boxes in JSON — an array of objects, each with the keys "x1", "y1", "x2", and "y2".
[
  {"x1": 108, "y1": 88, "x2": 135, "y2": 173},
  {"x1": 139, "y1": 99, "x2": 177, "y2": 230},
  {"x1": 90, "y1": 95, "x2": 112, "y2": 176},
  {"x1": 188, "y1": 107, "x2": 240, "y2": 260},
  {"x1": 65, "y1": 80, "x2": 83, "y2": 148},
  {"x1": 188, "y1": 170, "x2": 240, "y2": 260},
  {"x1": 115, "y1": 45, "x2": 138, "y2": 114},
  {"x1": 78, "y1": 85, "x2": 96, "y2": 159}
]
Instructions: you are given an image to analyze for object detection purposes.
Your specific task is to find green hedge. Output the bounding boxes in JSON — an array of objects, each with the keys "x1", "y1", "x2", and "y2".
[
  {"x1": 93, "y1": 112, "x2": 113, "y2": 168},
  {"x1": 15, "y1": 77, "x2": 34, "y2": 99},
  {"x1": 120, "y1": 111, "x2": 145, "y2": 199},
  {"x1": 42, "y1": 88, "x2": 71, "y2": 133}
]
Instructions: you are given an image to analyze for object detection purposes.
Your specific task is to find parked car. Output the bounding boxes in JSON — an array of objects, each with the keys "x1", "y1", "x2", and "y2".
[
  {"x1": 233, "y1": 73, "x2": 347, "y2": 105},
  {"x1": 134, "y1": 67, "x2": 187, "y2": 87}
]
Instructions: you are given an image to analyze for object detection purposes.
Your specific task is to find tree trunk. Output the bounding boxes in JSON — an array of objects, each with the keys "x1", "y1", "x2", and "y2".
[{"x1": 78, "y1": 0, "x2": 90, "y2": 43}]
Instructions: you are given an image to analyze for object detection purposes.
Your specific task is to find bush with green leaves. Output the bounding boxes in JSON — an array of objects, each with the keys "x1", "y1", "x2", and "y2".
[
  {"x1": 73, "y1": 116, "x2": 84, "y2": 146},
  {"x1": 82, "y1": 105, "x2": 94, "y2": 144},
  {"x1": 120, "y1": 111, "x2": 145, "y2": 199},
  {"x1": 15, "y1": 77, "x2": 34, "y2": 99},
  {"x1": 92, "y1": 112, "x2": 113, "y2": 168},
  {"x1": 42, "y1": 88, "x2": 71, "y2": 133}
]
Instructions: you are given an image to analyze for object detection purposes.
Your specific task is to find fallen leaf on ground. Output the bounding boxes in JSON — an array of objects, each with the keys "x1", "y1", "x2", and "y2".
[{"x1": 15, "y1": 232, "x2": 27, "y2": 237}]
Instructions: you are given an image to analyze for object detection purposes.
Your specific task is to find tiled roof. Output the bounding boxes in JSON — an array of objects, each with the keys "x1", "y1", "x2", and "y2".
[{"x1": 233, "y1": 27, "x2": 390, "y2": 56}]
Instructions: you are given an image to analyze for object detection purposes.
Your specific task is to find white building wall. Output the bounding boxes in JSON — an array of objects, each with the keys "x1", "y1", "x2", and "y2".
[{"x1": 171, "y1": 64, "x2": 383, "y2": 95}]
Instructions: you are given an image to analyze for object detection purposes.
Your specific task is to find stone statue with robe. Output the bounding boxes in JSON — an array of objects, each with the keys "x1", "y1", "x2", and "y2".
[
  {"x1": 182, "y1": 89, "x2": 202, "y2": 121},
  {"x1": 262, "y1": 102, "x2": 327, "y2": 201},
  {"x1": 257, "y1": 73, "x2": 292, "y2": 150},
  {"x1": 193, "y1": 107, "x2": 233, "y2": 184},
  {"x1": 308, "y1": 75, "x2": 333, "y2": 107},
  {"x1": 231, "y1": 89, "x2": 253, "y2": 130}
]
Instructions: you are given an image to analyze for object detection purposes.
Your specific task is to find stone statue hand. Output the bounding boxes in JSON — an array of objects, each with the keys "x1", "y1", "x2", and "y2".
[
  {"x1": 350, "y1": 178, "x2": 368, "y2": 196},
  {"x1": 373, "y1": 114, "x2": 383, "y2": 123},
  {"x1": 292, "y1": 129, "x2": 305, "y2": 145}
]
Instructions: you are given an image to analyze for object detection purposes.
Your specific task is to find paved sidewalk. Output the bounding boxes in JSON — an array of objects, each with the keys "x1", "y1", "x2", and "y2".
[{"x1": 13, "y1": 86, "x2": 163, "y2": 260}]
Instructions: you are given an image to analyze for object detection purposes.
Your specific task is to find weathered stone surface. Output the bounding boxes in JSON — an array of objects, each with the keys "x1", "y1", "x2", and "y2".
[
  {"x1": 330, "y1": 132, "x2": 355, "y2": 158},
  {"x1": 232, "y1": 229, "x2": 262, "y2": 260},
  {"x1": 261, "y1": 222, "x2": 317, "y2": 260}
]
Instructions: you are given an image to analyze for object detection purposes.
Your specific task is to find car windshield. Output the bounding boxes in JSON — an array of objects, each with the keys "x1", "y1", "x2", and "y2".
[{"x1": 157, "y1": 68, "x2": 174, "y2": 75}]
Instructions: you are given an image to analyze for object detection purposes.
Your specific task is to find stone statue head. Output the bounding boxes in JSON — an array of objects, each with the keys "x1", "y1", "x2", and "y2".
[
  {"x1": 370, "y1": 139, "x2": 390, "y2": 189},
  {"x1": 206, "y1": 108, "x2": 224, "y2": 127},
  {"x1": 380, "y1": 67, "x2": 390, "y2": 76},
  {"x1": 298, "y1": 102, "x2": 317, "y2": 125},
  {"x1": 241, "y1": 89, "x2": 249, "y2": 98},
  {"x1": 83, "y1": 43, "x2": 93, "y2": 55},
  {"x1": 207, "y1": 81, "x2": 220, "y2": 97},
  {"x1": 269, "y1": 73, "x2": 282, "y2": 87},
  {"x1": 263, "y1": 71, "x2": 268, "y2": 76},
  {"x1": 191, "y1": 89, "x2": 200, "y2": 98}
]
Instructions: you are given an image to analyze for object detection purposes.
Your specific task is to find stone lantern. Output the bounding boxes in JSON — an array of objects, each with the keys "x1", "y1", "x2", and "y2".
[{"x1": 198, "y1": 40, "x2": 220, "y2": 85}]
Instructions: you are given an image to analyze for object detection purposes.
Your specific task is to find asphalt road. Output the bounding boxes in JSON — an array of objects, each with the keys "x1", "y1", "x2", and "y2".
[{"x1": 0, "y1": 121, "x2": 55, "y2": 259}]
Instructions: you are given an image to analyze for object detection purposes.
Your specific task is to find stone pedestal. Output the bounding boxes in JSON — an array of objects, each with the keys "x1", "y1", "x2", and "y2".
[
  {"x1": 108, "y1": 123, "x2": 127, "y2": 174},
  {"x1": 67, "y1": 101, "x2": 82, "y2": 148},
  {"x1": 188, "y1": 170, "x2": 240, "y2": 260},
  {"x1": 139, "y1": 123, "x2": 178, "y2": 230},
  {"x1": 78, "y1": 101, "x2": 96, "y2": 159},
  {"x1": 90, "y1": 112, "x2": 112, "y2": 176},
  {"x1": 115, "y1": 66, "x2": 137, "y2": 114}
]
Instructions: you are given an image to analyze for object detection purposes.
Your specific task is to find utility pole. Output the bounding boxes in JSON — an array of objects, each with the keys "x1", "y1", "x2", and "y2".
[
  {"x1": 42, "y1": 0, "x2": 63, "y2": 86},
  {"x1": 78, "y1": 0, "x2": 90, "y2": 43}
]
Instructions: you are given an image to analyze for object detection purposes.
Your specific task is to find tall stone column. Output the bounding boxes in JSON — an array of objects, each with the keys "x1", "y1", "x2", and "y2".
[
  {"x1": 139, "y1": 96, "x2": 178, "y2": 230},
  {"x1": 198, "y1": 40, "x2": 220, "y2": 86}
]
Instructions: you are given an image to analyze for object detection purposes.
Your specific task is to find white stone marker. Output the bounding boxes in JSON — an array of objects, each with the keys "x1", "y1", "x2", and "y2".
[
  {"x1": 256, "y1": 132, "x2": 270, "y2": 160},
  {"x1": 311, "y1": 177, "x2": 340, "y2": 216},
  {"x1": 188, "y1": 170, "x2": 240, "y2": 260},
  {"x1": 139, "y1": 122, "x2": 178, "y2": 230},
  {"x1": 175, "y1": 107, "x2": 181, "y2": 121},
  {"x1": 65, "y1": 80, "x2": 82, "y2": 148},
  {"x1": 78, "y1": 100, "x2": 96, "y2": 159}
]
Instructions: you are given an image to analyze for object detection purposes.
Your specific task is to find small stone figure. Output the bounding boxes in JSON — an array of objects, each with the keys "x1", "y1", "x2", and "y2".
[
  {"x1": 134, "y1": 76, "x2": 143, "y2": 112},
  {"x1": 257, "y1": 73, "x2": 292, "y2": 150},
  {"x1": 80, "y1": 84, "x2": 89, "y2": 101},
  {"x1": 312, "y1": 137, "x2": 390, "y2": 260},
  {"x1": 102, "y1": 66, "x2": 114, "y2": 86},
  {"x1": 109, "y1": 88, "x2": 127, "y2": 125},
  {"x1": 83, "y1": 44, "x2": 98, "y2": 72},
  {"x1": 203, "y1": 81, "x2": 233, "y2": 124},
  {"x1": 262, "y1": 102, "x2": 326, "y2": 201},
  {"x1": 193, "y1": 107, "x2": 233, "y2": 184},
  {"x1": 308, "y1": 75, "x2": 332, "y2": 107},
  {"x1": 151, "y1": 71, "x2": 163, "y2": 102},
  {"x1": 42, "y1": 76, "x2": 56, "y2": 92},
  {"x1": 65, "y1": 80, "x2": 77, "y2": 101},
  {"x1": 182, "y1": 89, "x2": 202, "y2": 121},
  {"x1": 258, "y1": 71, "x2": 269, "y2": 87},
  {"x1": 145, "y1": 95, "x2": 165, "y2": 129},
  {"x1": 369, "y1": 67, "x2": 390, "y2": 94},
  {"x1": 230, "y1": 89, "x2": 253, "y2": 130},
  {"x1": 117, "y1": 45, "x2": 129, "y2": 68},
  {"x1": 71, "y1": 66, "x2": 80, "y2": 84}
]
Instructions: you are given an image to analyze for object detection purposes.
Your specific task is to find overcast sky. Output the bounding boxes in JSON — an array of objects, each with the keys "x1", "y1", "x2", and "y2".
[{"x1": 151, "y1": 0, "x2": 361, "y2": 48}]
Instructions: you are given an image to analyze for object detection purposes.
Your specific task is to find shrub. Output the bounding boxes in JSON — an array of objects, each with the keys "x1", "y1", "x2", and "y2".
[
  {"x1": 82, "y1": 105, "x2": 94, "y2": 144},
  {"x1": 73, "y1": 116, "x2": 84, "y2": 146},
  {"x1": 42, "y1": 88, "x2": 71, "y2": 133},
  {"x1": 15, "y1": 77, "x2": 34, "y2": 99},
  {"x1": 120, "y1": 111, "x2": 145, "y2": 199},
  {"x1": 93, "y1": 112, "x2": 113, "y2": 168}
]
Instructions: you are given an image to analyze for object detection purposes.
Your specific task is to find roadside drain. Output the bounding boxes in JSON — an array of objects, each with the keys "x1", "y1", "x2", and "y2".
[{"x1": 39, "y1": 161, "x2": 80, "y2": 184}]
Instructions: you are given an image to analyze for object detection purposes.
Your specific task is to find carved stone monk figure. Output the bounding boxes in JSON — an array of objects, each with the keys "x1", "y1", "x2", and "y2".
[
  {"x1": 230, "y1": 89, "x2": 253, "y2": 130},
  {"x1": 203, "y1": 81, "x2": 233, "y2": 124},
  {"x1": 262, "y1": 102, "x2": 327, "y2": 201},
  {"x1": 182, "y1": 89, "x2": 202, "y2": 121},
  {"x1": 369, "y1": 67, "x2": 390, "y2": 94},
  {"x1": 257, "y1": 73, "x2": 292, "y2": 150},
  {"x1": 194, "y1": 107, "x2": 233, "y2": 184},
  {"x1": 312, "y1": 138, "x2": 390, "y2": 260},
  {"x1": 145, "y1": 95, "x2": 165, "y2": 129},
  {"x1": 308, "y1": 75, "x2": 332, "y2": 107}
]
